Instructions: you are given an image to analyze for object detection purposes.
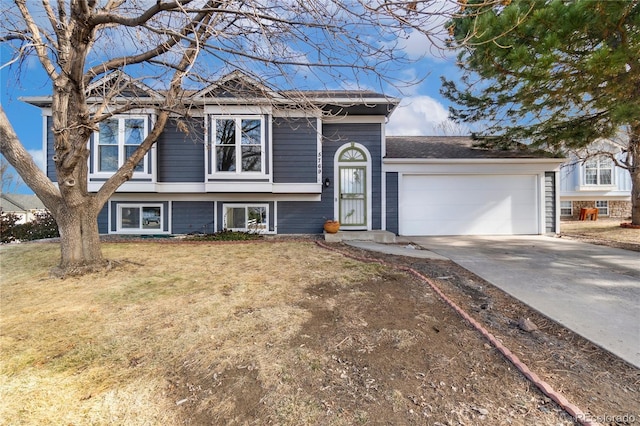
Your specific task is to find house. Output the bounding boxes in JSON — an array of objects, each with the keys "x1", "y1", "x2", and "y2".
[
  {"x1": 0, "y1": 193, "x2": 47, "y2": 224},
  {"x1": 558, "y1": 140, "x2": 633, "y2": 219},
  {"x1": 22, "y1": 72, "x2": 565, "y2": 237}
]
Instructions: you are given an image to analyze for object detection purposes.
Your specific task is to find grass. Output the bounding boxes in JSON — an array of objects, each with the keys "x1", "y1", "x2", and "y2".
[
  {"x1": 560, "y1": 217, "x2": 640, "y2": 245},
  {"x1": 0, "y1": 241, "x2": 381, "y2": 425}
]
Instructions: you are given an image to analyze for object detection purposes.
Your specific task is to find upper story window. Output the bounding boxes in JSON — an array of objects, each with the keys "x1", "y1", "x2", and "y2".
[
  {"x1": 583, "y1": 156, "x2": 612, "y2": 186},
  {"x1": 95, "y1": 116, "x2": 149, "y2": 176},
  {"x1": 212, "y1": 116, "x2": 264, "y2": 174}
]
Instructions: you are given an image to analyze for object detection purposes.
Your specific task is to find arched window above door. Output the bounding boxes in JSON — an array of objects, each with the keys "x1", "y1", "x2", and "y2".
[{"x1": 338, "y1": 146, "x2": 367, "y2": 162}]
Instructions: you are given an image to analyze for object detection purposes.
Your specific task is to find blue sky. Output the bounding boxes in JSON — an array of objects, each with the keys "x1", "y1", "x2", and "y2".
[{"x1": 1, "y1": 25, "x2": 468, "y2": 194}]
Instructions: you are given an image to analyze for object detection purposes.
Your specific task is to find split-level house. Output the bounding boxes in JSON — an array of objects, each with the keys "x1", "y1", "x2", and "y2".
[
  {"x1": 558, "y1": 139, "x2": 633, "y2": 219},
  {"x1": 23, "y1": 72, "x2": 566, "y2": 237}
]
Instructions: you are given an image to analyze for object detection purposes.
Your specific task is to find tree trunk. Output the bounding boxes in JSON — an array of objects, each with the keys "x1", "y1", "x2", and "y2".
[{"x1": 52, "y1": 199, "x2": 106, "y2": 276}]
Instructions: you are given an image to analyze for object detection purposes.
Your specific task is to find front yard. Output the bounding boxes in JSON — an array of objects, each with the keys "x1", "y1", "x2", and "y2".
[{"x1": 1, "y1": 240, "x2": 637, "y2": 425}]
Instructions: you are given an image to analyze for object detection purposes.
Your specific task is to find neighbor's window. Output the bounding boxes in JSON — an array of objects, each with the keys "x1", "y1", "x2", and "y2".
[
  {"x1": 560, "y1": 201, "x2": 572, "y2": 216},
  {"x1": 96, "y1": 116, "x2": 149, "y2": 175},
  {"x1": 224, "y1": 204, "x2": 268, "y2": 232},
  {"x1": 584, "y1": 156, "x2": 612, "y2": 186},
  {"x1": 118, "y1": 204, "x2": 162, "y2": 232},
  {"x1": 212, "y1": 116, "x2": 263, "y2": 173},
  {"x1": 595, "y1": 200, "x2": 609, "y2": 216}
]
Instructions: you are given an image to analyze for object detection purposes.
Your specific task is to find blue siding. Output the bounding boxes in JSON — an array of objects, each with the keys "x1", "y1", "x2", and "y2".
[
  {"x1": 272, "y1": 118, "x2": 318, "y2": 183},
  {"x1": 545, "y1": 172, "x2": 556, "y2": 233},
  {"x1": 46, "y1": 116, "x2": 56, "y2": 182},
  {"x1": 97, "y1": 204, "x2": 109, "y2": 234},
  {"x1": 385, "y1": 172, "x2": 399, "y2": 234},
  {"x1": 172, "y1": 201, "x2": 215, "y2": 234},
  {"x1": 278, "y1": 197, "x2": 332, "y2": 234},
  {"x1": 157, "y1": 118, "x2": 205, "y2": 182},
  {"x1": 277, "y1": 122, "x2": 383, "y2": 234},
  {"x1": 323, "y1": 122, "x2": 383, "y2": 229}
]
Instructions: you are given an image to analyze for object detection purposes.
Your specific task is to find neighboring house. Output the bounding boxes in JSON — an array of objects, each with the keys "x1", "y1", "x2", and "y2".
[
  {"x1": 559, "y1": 140, "x2": 633, "y2": 219},
  {"x1": 22, "y1": 71, "x2": 565, "y2": 237},
  {"x1": 0, "y1": 193, "x2": 47, "y2": 224}
]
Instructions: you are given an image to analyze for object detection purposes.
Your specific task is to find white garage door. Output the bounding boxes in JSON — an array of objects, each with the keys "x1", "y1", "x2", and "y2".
[{"x1": 400, "y1": 174, "x2": 539, "y2": 236}]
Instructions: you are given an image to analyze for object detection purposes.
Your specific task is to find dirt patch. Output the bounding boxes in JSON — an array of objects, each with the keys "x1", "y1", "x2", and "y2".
[{"x1": 329, "y1": 244, "x2": 640, "y2": 426}]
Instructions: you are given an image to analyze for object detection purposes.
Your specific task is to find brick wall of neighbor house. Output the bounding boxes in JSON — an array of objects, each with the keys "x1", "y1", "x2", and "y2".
[
  {"x1": 568, "y1": 200, "x2": 632, "y2": 219},
  {"x1": 610, "y1": 200, "x2": 632, "y2": 218}
]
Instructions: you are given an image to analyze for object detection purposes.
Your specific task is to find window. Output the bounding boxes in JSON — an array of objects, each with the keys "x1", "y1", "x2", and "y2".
[
  {"x1": 223, "y1": 204, "x2": 268, "y2": 232},
  {"x1": 583, "y1": 156, "x2": 612, "y2": 186},
  {"x1": 595, "y1": 200, "x2": 608, "y2": 216},
  {"x1": 118, "y1": 204, "x2": 162, "y2": 232},
  {"x1": 96, "y1": 116, "x2": 149, "y2": 175},
  {"x1": 212, "y1": 116, "x2": 264, "y2": 174},
  {"x1": 560, "y1": 201, "x2": 572, "y2": 216}
]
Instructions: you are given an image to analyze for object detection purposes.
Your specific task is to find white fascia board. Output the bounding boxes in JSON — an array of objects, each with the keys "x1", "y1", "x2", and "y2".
[
  {"x1": 204, "y1": 104, "x2": 273, "y2": 115},
  {"x1": 108, "y1": 192, "x2": 321, "y2": 202},
  {"x1": 308, "y1": 96, "x2": 398, "y2": 105},
  {"x1": 559, "y1": 191, "x2": 632, "y2": 199},
  {"x1": 323, "y1": 115, "x2": 386, "y2": 124},
  {"x1": 272, "y1": 109, "x2": 321, "y2": 118},
  {"x1": 383, "y1": 158, "x2": 565, "y2": 174},
  {"x1": 273, "y1": 183, "x2": 323, "y2": 193}
]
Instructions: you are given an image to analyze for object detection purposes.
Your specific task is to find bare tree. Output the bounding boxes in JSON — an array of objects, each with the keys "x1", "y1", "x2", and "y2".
[
  {"x1": 1, "y1": 155, "x2": 20, "y2": 194},
  {"x1": 0, "y1": 0, "x2": 494, "y2": 274}
]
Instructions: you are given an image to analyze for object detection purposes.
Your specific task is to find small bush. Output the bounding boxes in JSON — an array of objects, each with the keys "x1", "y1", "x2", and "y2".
[
  {"x1": 0, "y1": 212, "x2": 20, "y2": 243},
  {"x1": 0, "y1": 211, "x2": 59, "y2": 243},
  {"x1": 185, "y1": 229, "x2": 263, "y2": 241}
]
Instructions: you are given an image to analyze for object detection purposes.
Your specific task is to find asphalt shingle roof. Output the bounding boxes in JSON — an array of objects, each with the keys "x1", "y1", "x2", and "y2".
[
  {"x1": 386, "y1": 136, "x2": 556, "y2": 159},
  {"x1": 0, "y1": 194, "x2": 46, "y2": 212}
]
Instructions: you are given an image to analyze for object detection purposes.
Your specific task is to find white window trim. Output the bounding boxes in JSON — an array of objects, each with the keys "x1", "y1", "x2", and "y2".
[
  {"x1": 209, "y1": 115, "x2": 266, "y2": 178},
  {"x1": 91, "y1": 115, "x2": 153, "y2": 179},
  {"x1": 595, "y1": 200, "x2": 609, "y2": 216},
  {"x1": 222, "y1": 203, "x2": 269, "y2": 233},
  {"x1": 116, "y1": 203, "x2": 165, "y2": 234},
  {"x1": 560, "y1": 200, "x2": 572, "y2": 216},
  {"x1": 581, "y1": 156, "x2": 614, "y2": 187}
]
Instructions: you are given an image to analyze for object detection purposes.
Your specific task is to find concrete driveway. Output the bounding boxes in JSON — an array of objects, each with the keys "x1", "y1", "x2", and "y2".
[{"x1": 406, "y1": 235, "x2": 640, "y2": 368}]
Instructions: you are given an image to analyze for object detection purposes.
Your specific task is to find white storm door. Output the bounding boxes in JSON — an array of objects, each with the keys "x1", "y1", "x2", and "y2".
[{"x1": 339, "y1": 166, "x2": 367, "y2": 227}]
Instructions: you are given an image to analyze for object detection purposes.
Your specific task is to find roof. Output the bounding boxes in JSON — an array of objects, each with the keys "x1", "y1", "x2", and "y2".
[
  {"x1": 0, "y1": 193, "x2": 46, "y2": 212},
  {"x1": 20, "y1": 71, "x2": 399, "y2": 117},
  {"x1": 385, "y1": 136, "x2": 559, "y2": 160}
]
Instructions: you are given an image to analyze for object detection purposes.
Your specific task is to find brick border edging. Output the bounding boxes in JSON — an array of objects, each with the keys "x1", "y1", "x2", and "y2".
[{"x1": 315, "y1": 241, "x2": 600, "y2": 426}]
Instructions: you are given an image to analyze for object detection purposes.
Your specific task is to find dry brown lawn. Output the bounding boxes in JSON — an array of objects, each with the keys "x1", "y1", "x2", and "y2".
[
  {"x1": 1, "y1": 240, "x2": 637, "y2": 425},
  {"x1": 560, "y1": 217, "x2": 640, "y2": 249}
]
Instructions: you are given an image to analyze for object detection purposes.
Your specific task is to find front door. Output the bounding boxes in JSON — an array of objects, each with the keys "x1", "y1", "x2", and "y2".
[
  {"x1": 335, "y1": 144, "x2": 369, "y2": 229},
  {"x1": 339, "y1": 166, "x2": 367, "y2": 226}
]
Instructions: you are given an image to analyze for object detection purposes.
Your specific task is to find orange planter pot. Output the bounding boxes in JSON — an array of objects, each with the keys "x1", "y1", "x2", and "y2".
[{"x1": 323, "y1": 220, "x2": 340, "y2": 233}]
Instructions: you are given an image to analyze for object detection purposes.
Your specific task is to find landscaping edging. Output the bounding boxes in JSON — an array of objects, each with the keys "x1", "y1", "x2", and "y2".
[{"x1": 316, "y1": 241, "x2": 600, "y2": 426}]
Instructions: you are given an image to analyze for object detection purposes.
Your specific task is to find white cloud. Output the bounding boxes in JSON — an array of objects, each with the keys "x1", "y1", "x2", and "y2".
[
  {"x1": 386, "y1": 96, "x2": 468, "y2": 136},
  {"x1": 27, "y1": 149, "x2": 45, "y2": 171}
]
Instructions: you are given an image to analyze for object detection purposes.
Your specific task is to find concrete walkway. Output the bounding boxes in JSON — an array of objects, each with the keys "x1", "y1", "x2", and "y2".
[{"x1": 399, "y1": 235, "x2": 640, "y2": 368}]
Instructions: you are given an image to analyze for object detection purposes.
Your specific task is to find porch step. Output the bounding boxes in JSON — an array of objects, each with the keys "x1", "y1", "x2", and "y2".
[{"x1": 324, "y1": 230, "x2": 396, "y2": 244}]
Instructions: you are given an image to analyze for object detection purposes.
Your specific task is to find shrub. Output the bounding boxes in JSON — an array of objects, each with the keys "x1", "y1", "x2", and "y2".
[
  {"x1": 0, "y1": 212, "x2": 20, "y2": 243},
  {"x1": 185, "y1": 229, "x2": 263, "y2": 241},
  {"x1": 0, "y1": 211, "x2": 59, "y2": 243}
]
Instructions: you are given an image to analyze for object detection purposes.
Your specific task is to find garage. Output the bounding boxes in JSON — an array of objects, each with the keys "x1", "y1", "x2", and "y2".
[
  {"x1": 384, "y1": 136, "x2": 565, "y2": 236},
  {"x1": 399, "y1": 174, "x2": 539, "y2": 236}
]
